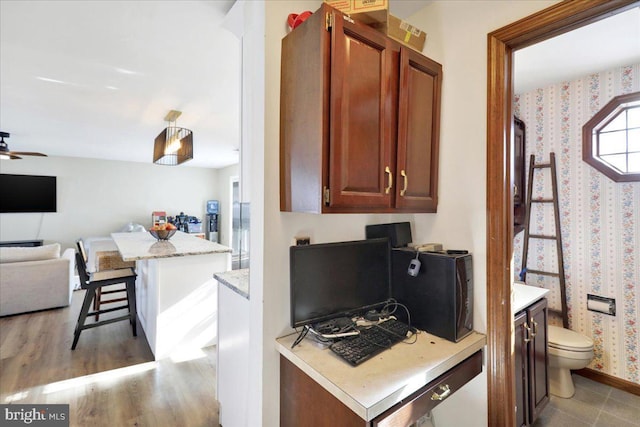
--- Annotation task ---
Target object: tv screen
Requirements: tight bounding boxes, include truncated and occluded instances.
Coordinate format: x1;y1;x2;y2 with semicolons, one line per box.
0;174;57;213
290;238;391;328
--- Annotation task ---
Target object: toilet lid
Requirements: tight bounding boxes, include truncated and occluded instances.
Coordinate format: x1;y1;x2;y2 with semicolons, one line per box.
548;325;594;351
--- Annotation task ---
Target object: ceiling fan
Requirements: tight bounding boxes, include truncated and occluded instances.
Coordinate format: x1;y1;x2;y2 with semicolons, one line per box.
0;132;47;160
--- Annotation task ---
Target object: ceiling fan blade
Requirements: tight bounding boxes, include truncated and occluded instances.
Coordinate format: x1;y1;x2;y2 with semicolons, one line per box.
9;151;47;157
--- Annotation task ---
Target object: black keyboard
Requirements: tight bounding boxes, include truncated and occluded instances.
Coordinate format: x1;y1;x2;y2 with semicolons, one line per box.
330;319;410;366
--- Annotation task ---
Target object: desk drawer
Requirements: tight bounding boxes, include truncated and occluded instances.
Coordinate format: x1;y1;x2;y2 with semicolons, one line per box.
372;350;483;427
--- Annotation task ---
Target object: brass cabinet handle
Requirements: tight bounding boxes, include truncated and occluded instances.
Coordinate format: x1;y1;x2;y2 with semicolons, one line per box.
385;166;392;194
531;320;538;338
431;384;451;401
514;184;519;197
400;170;408;196
523;323;532;343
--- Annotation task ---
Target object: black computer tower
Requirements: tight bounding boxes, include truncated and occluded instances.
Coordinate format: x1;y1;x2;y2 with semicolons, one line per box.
391;249;473;342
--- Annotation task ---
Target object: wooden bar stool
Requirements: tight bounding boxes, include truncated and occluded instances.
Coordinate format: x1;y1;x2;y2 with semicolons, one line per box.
71;251;137;350
93;250;135;320
77;240;134;321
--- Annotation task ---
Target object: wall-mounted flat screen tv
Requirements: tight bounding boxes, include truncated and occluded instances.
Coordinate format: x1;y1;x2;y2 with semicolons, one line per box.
0;174;57;213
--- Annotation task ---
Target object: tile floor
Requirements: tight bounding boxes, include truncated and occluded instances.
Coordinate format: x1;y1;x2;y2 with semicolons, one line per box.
533;374;640;426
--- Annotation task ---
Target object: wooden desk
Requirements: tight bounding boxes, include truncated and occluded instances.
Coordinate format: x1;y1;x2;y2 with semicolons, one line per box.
277;330;486;426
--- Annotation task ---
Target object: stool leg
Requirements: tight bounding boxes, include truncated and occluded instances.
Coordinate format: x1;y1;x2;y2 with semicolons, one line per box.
94;287;102;321
72;287;96;350
125;278;137;337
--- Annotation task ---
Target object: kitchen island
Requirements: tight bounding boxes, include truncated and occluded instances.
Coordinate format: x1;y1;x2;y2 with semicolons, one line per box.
111;231;231;359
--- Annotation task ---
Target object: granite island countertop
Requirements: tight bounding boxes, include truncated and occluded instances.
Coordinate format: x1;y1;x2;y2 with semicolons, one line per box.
215;268;249;299
111;231;231;261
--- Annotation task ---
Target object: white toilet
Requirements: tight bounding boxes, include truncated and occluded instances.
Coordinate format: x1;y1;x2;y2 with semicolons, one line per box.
547;325;594;398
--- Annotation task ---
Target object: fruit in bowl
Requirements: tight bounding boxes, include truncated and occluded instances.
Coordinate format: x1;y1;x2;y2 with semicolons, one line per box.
149;223;177;240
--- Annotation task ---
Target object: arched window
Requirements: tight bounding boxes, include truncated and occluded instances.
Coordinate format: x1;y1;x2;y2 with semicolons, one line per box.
583;91;640;182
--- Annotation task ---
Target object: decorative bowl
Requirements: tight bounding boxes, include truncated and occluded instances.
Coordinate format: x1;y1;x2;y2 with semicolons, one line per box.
149;229;177;241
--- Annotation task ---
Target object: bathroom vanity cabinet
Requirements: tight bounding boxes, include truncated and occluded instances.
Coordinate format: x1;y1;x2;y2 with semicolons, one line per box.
280;3;442;214
514;298;549;427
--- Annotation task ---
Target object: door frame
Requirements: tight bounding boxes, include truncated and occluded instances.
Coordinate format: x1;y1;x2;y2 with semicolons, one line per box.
486;0;639;425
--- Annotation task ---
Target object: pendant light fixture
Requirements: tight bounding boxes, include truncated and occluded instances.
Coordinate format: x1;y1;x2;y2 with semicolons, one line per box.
153;110;193;166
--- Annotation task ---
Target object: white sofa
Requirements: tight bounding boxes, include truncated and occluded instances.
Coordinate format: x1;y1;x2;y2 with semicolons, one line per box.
0;243;75;316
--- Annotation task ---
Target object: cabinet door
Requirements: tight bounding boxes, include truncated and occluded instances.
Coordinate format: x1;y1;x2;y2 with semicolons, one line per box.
527;298;549;423
395;47;442;212
328;12;397;209
514;311;530;427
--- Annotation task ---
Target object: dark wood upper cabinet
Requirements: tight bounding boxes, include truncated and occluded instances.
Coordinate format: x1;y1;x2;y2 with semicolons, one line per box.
514;117;526;234
280;4;442;213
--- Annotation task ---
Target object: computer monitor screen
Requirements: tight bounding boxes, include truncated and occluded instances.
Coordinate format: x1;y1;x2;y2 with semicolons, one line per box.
289;238;391;328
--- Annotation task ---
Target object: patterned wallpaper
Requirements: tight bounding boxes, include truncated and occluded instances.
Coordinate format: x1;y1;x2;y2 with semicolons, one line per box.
513;64;640;384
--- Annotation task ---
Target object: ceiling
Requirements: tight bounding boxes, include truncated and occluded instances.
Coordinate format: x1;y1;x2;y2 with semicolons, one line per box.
0;0;239;169
515;6;640;94
1;2;638;169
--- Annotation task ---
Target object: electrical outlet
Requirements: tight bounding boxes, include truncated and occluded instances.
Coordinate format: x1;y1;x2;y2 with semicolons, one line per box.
294;236;311;246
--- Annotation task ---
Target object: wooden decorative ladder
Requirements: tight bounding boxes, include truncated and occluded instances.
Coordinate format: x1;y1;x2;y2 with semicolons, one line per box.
520;152;568;328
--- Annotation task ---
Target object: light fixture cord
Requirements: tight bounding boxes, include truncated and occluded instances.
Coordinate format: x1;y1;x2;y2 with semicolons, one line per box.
35;212;45;240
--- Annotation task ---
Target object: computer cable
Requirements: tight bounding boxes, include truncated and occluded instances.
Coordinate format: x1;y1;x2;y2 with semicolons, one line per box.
371;321;418;345
380;299;412;328
376;300;418;344
291;325;310;349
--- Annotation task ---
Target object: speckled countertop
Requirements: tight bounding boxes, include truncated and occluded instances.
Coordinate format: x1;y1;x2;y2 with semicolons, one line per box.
215;268;249;299
277;330;486;421
111;231;231;261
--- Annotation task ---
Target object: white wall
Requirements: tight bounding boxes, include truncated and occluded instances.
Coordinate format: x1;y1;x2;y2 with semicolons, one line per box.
0;156;221;250
253;1;560;426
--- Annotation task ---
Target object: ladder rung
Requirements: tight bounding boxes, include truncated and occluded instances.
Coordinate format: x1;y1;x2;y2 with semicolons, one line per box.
531;199;554;203
526;269;560;277
529;234;557;240
533;163;551;168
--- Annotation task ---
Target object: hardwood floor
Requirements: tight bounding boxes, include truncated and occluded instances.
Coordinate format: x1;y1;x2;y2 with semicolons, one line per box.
0;290;219;427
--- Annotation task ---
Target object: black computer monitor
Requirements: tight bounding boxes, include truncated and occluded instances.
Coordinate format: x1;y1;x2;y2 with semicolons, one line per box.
289;238;391;328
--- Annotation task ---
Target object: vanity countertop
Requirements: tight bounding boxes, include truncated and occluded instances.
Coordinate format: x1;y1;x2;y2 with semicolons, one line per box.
111;231;231;261
513;282;550;314
215;268;249;299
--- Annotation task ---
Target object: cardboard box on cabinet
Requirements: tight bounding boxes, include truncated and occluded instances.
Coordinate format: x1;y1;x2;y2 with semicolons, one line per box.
324;0;388;25
371;13;426;52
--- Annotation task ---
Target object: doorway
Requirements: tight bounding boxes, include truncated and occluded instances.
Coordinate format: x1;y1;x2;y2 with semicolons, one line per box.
486;1;639;425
